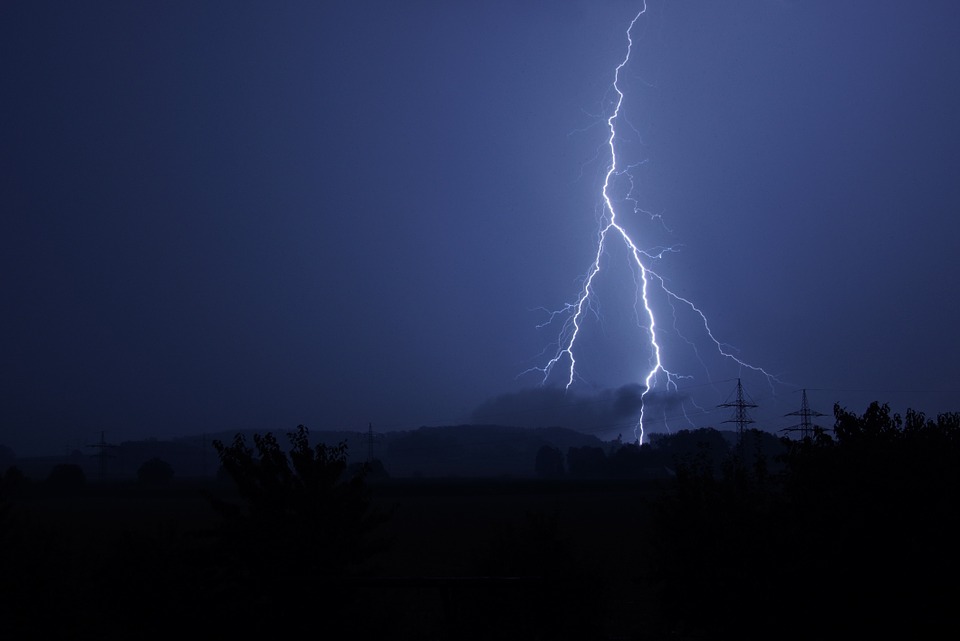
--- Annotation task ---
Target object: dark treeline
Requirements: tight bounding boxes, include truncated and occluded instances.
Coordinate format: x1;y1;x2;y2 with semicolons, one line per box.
645;402;960;639
3;424;610;482
0;402;958;639
535;426;787;480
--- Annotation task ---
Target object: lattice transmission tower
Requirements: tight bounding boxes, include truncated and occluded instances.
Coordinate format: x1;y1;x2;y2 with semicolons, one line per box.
86;430;118;481
719;378;758;456
783;389;827;440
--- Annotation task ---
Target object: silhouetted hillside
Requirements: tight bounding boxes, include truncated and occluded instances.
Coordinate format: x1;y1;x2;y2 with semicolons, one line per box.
12;438;216;482
179;424;608;479
382;425;608;478
5;424;790;482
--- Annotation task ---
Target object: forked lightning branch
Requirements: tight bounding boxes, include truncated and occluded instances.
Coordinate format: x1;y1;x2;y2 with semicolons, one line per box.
528;2;779;444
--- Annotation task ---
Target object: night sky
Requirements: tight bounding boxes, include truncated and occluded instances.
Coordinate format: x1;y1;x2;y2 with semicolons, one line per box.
4;1;959;457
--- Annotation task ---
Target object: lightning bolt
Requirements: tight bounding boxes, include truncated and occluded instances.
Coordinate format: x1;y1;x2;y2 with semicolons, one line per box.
528;2;781;444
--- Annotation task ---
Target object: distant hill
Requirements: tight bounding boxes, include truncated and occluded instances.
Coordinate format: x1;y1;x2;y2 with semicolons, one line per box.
380;425;608;478
6;425;795;482
184;424;608;479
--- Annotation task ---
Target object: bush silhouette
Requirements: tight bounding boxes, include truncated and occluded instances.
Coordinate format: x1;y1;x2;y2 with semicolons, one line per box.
45;463;85;491
566;445;607;478
136;457;174;485
207;425;388;632
534;444;564;478
642;402;960;639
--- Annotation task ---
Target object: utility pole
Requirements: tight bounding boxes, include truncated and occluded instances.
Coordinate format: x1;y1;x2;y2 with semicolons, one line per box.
86;430;117;481
367;423;375;463
201;433;208;477
719;378;758;457
783;389;826;441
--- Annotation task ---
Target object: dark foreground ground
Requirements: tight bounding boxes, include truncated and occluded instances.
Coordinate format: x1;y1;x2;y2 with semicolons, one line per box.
2;477;664;640
2;469;957;640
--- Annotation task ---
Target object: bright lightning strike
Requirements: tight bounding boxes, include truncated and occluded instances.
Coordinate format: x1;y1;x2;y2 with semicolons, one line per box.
528;2;781;445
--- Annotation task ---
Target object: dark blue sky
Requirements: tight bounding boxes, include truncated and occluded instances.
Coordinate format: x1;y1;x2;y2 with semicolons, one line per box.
3;1;959;456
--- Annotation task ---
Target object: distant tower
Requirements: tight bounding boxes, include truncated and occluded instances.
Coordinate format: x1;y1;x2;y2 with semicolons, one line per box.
201;433;209;476
783;389;826;440
719;378;758;456
86;430;118;481
367;422;374;463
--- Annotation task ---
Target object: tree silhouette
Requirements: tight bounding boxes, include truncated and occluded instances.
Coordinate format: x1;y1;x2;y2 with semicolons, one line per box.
205;425;389;634
136;457;174;485
652;427;730;478
212;426;386;566
0;445;15;474
607;442;657;479
642;402;960;639
45;463;85;491
566;446;607;478
534;445;564;478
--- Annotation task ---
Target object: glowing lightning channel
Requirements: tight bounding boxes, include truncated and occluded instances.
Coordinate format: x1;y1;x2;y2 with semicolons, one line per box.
530;2;780;445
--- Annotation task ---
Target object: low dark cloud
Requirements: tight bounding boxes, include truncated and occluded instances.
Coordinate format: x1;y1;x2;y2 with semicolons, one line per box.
471;384;689;436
